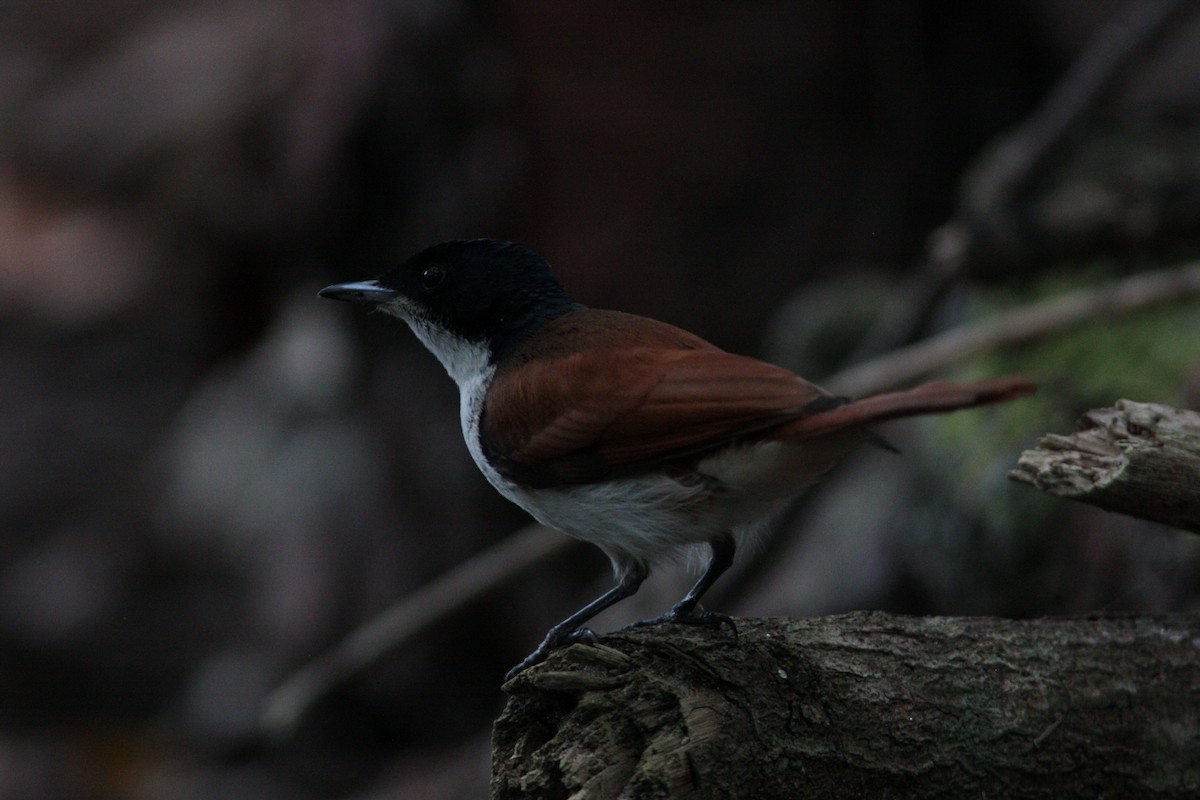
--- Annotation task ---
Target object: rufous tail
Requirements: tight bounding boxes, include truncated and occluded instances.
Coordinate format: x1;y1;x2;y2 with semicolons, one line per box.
773;377;1037;440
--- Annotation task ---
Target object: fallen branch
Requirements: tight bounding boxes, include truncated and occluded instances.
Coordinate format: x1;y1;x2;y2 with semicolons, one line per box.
1009;400;1200;534
492;613;1200;799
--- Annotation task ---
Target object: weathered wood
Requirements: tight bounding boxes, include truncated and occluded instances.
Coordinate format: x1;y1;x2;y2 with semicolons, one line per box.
1009;400;1200;533
490;613;1200;800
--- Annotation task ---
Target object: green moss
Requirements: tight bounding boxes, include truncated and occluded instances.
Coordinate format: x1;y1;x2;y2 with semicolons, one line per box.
911;272;1200;536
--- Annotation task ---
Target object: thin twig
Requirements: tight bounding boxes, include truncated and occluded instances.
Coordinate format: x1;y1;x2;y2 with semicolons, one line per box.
260;524;572;739
828;260;1200;397
963;0;1191;219
849;0;1193;362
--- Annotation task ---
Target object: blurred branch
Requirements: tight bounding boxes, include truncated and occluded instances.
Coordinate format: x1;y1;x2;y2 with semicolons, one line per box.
260;524;572;739
1011;400;1200;533
828;259;1200;397
962;0;1191;222
849;0;1195;362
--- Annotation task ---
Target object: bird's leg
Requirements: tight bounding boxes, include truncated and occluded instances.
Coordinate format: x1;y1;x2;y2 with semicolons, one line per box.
628;533;737;634
505;563;647;681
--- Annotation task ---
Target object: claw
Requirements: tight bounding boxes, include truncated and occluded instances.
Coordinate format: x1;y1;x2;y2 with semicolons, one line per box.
626;605;738;638
505;650;544;682
504;572;648;683
504;626;601;681
566;627;599;645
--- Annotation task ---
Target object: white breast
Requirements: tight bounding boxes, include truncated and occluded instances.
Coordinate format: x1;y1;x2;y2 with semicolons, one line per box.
464;425;861;583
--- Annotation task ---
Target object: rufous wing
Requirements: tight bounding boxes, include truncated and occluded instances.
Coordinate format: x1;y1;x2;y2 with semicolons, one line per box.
480;315;835;486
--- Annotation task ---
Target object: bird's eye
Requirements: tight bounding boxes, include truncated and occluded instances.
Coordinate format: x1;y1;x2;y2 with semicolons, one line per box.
420;265;447;291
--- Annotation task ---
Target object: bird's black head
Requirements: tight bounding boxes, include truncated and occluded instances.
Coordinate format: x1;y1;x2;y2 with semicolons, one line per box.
321;240;581;366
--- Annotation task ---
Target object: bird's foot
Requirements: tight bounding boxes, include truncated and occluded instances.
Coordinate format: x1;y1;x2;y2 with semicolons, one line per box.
504;626;598;681
626;604;738;637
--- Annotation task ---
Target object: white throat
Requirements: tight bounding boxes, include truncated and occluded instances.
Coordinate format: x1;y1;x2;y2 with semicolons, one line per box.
378;298;503;493
379;298;492;389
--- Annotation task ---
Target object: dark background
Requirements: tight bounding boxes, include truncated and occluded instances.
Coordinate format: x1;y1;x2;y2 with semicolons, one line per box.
2;2;1198;798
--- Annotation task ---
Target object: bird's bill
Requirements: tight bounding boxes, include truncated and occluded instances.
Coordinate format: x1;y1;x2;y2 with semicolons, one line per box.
318;280;398;304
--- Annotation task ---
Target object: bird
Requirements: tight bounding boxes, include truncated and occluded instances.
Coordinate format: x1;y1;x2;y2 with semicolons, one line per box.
319;239;1035;680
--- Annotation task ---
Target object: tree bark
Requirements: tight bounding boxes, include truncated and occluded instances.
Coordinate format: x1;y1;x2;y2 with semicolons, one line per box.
1009;400;1200;533
491;612;1200;799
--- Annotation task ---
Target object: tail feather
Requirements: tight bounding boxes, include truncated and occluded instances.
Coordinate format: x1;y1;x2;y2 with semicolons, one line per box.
772;377;1036;441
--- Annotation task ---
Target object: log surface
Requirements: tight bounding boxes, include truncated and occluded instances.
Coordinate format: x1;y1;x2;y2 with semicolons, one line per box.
491;612;1200;799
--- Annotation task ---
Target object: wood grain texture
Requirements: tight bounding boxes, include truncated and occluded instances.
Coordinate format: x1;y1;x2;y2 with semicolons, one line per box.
1010;400;1200;533
491;613;1200;799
